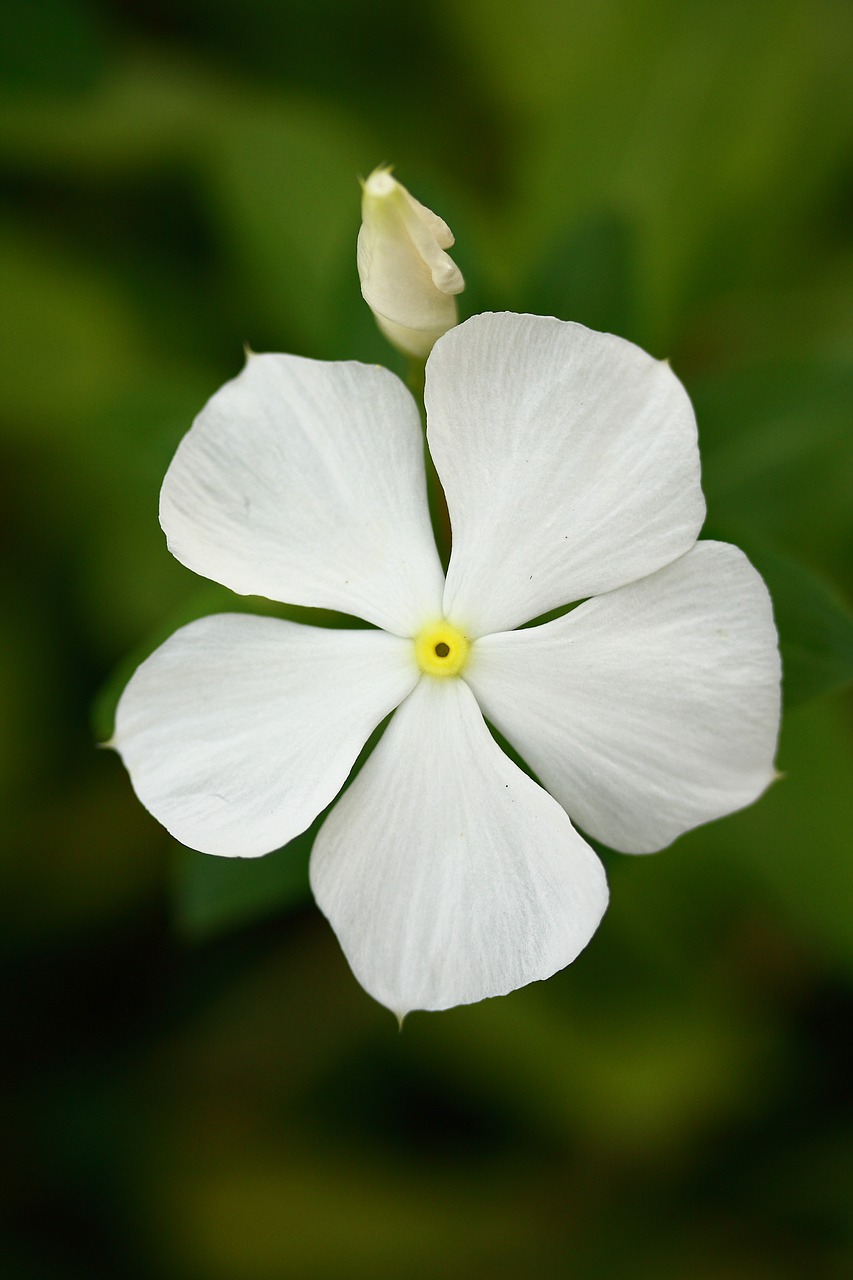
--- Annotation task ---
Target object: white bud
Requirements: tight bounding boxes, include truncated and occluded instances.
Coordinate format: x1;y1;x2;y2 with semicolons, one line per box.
357;167;465;360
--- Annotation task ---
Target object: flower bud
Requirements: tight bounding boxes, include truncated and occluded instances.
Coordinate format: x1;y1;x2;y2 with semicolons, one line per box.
357;167;465;359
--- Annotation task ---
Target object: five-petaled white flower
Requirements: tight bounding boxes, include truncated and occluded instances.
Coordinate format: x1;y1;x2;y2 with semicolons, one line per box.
113;312;781;1018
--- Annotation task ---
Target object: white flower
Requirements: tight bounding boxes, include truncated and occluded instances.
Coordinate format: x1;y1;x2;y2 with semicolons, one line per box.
357;166;464;359
113;313;781;1018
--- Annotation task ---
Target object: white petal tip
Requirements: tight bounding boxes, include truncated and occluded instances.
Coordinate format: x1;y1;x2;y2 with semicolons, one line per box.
363;166;397;197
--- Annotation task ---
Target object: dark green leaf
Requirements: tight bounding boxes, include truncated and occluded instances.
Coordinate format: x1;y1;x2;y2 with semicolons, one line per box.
167;714;390;941
0;0;108;95
696;362;853;565
171;826;314;943
726;539;853;707
524;213;639;340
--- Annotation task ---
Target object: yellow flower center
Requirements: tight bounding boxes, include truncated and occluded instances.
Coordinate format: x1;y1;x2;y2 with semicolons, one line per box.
414;620;470;678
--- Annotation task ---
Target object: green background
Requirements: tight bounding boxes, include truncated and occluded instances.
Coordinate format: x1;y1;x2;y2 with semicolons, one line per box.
2;1;852;1276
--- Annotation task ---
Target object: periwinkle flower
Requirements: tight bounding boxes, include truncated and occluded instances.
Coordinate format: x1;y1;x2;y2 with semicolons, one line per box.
113;313;781;1018
357;166;464;359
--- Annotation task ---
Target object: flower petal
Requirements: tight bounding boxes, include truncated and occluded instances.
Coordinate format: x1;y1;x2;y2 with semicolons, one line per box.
426;313;705;636
466;542;781;854
310;676;608;1017
161;354;445;635
113;614;419;857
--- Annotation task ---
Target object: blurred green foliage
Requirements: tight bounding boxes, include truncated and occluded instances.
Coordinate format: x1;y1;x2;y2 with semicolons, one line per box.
1;1;852;1277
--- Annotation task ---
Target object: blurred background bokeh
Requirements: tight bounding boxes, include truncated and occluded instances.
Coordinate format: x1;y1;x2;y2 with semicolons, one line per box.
2;1;852;1276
